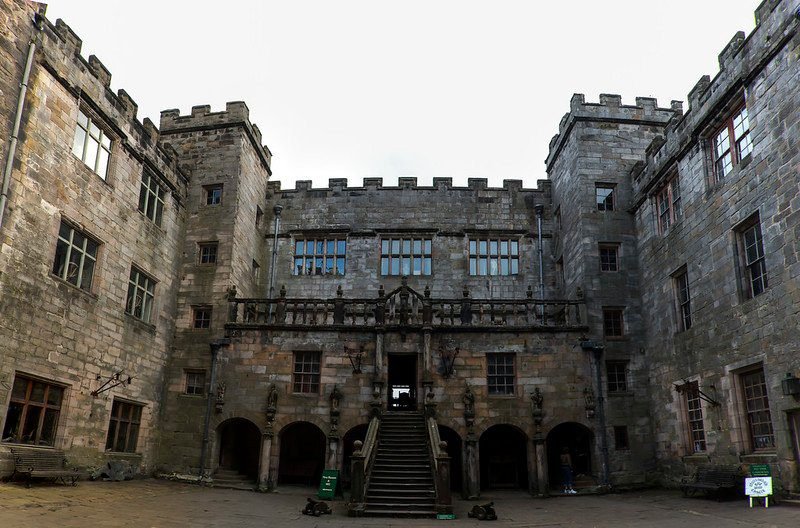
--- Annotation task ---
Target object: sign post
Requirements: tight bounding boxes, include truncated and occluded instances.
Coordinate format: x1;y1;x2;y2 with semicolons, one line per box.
318;469;339;500
745;465;772;508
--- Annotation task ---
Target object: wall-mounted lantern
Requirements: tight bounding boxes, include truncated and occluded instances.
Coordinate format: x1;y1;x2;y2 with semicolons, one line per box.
782;372;800;397
345;345;364;374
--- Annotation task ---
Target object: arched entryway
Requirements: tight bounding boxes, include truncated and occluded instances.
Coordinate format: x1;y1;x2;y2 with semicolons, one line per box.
479;424;528;490
342;424;369;489
546;422;594;490
216;418;261;479
278;421;326;486
438;425;463;493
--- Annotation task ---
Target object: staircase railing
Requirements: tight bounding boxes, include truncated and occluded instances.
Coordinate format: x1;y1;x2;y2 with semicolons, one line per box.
348;414;380;516
426;415;452;515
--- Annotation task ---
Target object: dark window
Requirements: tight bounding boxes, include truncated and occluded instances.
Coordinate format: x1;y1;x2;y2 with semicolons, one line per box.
294;238;346;276
741;368;774;451
204;184;223;205
606;361;628;392
255;205;263;227
603;308;624;338
125;266;155;322
556;256;565;287
193;307;212;329
52;220;99;291
72;109;111;178
613;426;629;450
252;259;261;280
674;269;692;331
105;400;143;453
599;244;619;272
2;375;63;446
185;370;206;396
468;238;519;276
684;381;706;453
293;351;321;393
737;215;768;299
487;353;515;395
712;105;752;181
199;242;218;265
138;169;165;226
382;238;432;276
656;176;682;234
596;184;615;211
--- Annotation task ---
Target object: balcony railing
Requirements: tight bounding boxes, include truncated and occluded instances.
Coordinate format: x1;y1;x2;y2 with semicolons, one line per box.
225;280;586;332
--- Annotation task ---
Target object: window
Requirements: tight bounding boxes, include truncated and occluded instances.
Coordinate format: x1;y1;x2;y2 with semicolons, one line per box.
294;238;346;276
105;399;143;453
382;238;432;276
138;169;165;226
655;176;682;234
193;306;212;329
596;184;615;211
204;184;223;205
72;109;111;178
606;361;628;392
487;353;515;395
740;368;775;450
674;268;692;331
468;238;519;276
293;351;321;393
684;381;706;453
184;370;206;396
613;426;629;450
712;105;752;181
52;220;99;291
252;259;261;280
736;215;768;299
599;244;619;272
2;375;63;446
603;307;624;338
198;242;218;265
126;266;155;322
556;256;565;288
255;205;263;227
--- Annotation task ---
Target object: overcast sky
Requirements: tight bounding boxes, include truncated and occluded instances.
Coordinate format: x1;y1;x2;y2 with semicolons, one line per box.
44;0;761;189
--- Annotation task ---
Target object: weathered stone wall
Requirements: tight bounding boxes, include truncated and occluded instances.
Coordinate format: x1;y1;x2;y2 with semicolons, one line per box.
633;0;800;491
0;2;186;475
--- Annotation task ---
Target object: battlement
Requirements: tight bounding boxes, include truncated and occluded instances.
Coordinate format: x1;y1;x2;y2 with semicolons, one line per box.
266;177;549;197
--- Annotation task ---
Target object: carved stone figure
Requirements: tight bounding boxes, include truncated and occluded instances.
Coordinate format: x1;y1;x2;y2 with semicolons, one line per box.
329;384;343;411
265;383;278;423
215;382;226;413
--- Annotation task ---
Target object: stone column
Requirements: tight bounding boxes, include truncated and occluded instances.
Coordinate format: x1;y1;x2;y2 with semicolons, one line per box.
463;433;480;499
423;331;432;373
327;436;339;470
374;332;384;375
534;436;548;496
258;433;273;491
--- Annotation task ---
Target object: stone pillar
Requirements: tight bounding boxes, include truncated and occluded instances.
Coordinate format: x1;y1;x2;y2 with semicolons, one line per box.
258;433;273;491
435;441;453;515
423;331;432;373
463;433;480;499
534;436;549;496
375;332;384;375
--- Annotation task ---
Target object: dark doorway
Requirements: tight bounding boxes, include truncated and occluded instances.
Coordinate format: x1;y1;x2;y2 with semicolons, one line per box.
479;424;528;490
388;353;417;410
438;425;463;493
278;421;326;486
342;423;369;489
546;422;594;490
217;418;261;479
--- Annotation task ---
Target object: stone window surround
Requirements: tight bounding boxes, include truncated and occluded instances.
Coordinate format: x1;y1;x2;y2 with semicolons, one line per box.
486;353;516;396
71;107;113;180
198;241;219;265
468;237;520;276
606;360;629;393
292;351;321;394
105;398;144;454
382;237;432;276
599;243;620;272
734;212;768;300
602;306;625;339
671;265;692;332
294;238;347;276
138;168;166;227
52;218;101;293
655;174;682;235
681;380;707;454
725;359;776;455
203;184;223;206
183;370;206;396
192;306;212;329
595;183;615;212
2;373;66;447
711;103;752;183
125;265;156;323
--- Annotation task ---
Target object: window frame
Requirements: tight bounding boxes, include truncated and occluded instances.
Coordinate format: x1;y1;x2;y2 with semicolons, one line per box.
198;242;219;265
204;184;223;206
739;367;775;452
486;353;516;396
138;169;166;227
613;426;629;451
655;175;682;234
294;238;347;276
125;266;156;323
292;351;321;394
184;370;206;396
72;108;112;179
673;267;692;332
602;307;625;339
595;183;615;211
711;104;752;182
381;237;432;276
683;381;707;453
52;219;100;292
2;374;65;446
468;237;519;276
599;244;619;272
606;361;628;393
192;306;212;329
105;399;143;453
735;214;768;300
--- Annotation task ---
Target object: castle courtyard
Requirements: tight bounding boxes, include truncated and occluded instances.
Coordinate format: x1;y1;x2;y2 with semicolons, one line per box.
0;480;797;527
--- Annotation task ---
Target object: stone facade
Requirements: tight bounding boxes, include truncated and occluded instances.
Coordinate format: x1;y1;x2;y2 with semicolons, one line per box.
0;0;798;497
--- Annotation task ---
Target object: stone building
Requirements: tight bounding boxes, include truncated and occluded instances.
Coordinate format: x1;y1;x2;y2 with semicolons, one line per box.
0;0;798;513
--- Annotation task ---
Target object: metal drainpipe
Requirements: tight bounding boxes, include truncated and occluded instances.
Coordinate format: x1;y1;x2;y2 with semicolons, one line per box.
268;205;283;300
199;339;229;478
534;205;545;296
0;16;42;229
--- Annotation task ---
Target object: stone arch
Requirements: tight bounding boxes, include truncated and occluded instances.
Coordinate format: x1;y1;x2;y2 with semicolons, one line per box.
277;421;326;486
479;423;528;490
438;424;463;493
215;417;261;479
545;421;594;490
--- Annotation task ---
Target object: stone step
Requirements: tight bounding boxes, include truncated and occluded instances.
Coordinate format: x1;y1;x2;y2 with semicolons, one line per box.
367;487;436;495
362;508;437;518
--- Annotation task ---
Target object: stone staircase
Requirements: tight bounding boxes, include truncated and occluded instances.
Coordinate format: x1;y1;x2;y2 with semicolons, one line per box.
364;411;437;517
212;468;256;491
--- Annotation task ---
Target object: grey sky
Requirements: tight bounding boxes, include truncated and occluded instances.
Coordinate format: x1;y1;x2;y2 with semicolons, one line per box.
44;0;760;189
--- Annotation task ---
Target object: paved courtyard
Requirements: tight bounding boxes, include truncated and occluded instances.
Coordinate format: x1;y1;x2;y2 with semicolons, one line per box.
0;479;796;527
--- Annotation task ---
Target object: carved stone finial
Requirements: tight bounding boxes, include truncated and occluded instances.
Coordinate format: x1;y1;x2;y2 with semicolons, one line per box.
226;285;237;300
401;275;408;287
353;440;363;455
527;285;533;298
462;285;470;298
378;284;385;298
424;285;431;298
329;384;343;411
336;284;343;298
279;284;287;298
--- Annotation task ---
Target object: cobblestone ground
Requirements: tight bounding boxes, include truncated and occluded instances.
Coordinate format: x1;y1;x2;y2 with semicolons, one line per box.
0;480;796;527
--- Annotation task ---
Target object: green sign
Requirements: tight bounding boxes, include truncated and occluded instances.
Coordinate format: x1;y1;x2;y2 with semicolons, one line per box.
749;464;771;477
437;514;456;520
318;469;339;500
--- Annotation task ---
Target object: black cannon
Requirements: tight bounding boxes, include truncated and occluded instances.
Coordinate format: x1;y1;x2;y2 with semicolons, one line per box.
301;497;332;516
467;501;497;521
